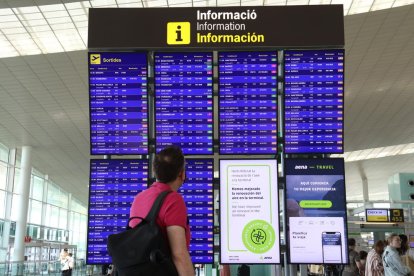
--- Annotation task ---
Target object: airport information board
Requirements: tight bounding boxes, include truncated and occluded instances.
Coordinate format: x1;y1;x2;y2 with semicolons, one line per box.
219;52;278;154
89;52;148;155
155;53;213;154
285;158;347;264
87;159;148;264
180;159;214;263
284;50;344;154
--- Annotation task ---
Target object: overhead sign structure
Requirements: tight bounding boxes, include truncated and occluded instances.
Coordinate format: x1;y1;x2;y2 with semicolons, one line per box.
89;6;344;49
365;209;389;222
389;208;404;223
285;158;347;264
365;208;404;223
220;159;280;264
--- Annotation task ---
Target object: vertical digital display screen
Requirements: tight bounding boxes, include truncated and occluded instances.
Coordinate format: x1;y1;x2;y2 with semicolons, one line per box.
220;159;280;264
284;50;344;154
180;159;214;264
87;159;148;264
285;158;347;264
219;52;278;154
155;53;213;154
89;53;148;155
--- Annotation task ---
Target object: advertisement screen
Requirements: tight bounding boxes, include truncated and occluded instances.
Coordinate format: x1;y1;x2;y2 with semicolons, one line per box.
285;158;347;264
220;159;280;264
154;53;213;154
87;159;148;264
89;52;148;155
365;209;388;222
180;159;214;264
219;52;278;154
284;49;344;154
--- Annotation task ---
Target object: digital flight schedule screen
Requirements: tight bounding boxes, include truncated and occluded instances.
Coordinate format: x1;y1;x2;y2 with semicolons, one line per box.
155;53;213;154
284;49;344;154
219;52;278;154
87;159;148;264
179;159;214;263
89;52;148;155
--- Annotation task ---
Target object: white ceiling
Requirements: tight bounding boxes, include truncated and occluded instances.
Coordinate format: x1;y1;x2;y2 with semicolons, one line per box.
1;4;414;204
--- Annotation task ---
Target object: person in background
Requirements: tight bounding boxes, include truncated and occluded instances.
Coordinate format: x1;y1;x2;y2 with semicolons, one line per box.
67;253;74;275
60;248;68;263
359;250;368;276
61;249;71;276
129;146;194;276
365;240;385;276
398;234;409;256
343;238;363;276
383;233;412;276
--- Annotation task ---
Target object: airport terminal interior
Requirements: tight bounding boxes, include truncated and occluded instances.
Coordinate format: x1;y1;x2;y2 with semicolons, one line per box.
1;0;414;275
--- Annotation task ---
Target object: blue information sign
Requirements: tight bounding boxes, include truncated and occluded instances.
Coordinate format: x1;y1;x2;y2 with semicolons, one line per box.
155;53;213;154
284;50;344;154
180;159;214;264
219;52;278;154
87;159;148;264
89;52;148;155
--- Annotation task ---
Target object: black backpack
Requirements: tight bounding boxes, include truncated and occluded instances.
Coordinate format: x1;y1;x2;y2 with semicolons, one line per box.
107;191;178;276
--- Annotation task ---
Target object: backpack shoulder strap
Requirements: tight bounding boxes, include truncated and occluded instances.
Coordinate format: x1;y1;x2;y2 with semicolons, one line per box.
145;190;172;223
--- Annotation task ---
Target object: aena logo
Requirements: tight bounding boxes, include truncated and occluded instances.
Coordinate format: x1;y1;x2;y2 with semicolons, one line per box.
295;165;307;169
167;22;191;45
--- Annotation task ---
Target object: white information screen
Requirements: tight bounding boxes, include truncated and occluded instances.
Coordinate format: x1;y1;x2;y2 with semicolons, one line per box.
220;159;280;264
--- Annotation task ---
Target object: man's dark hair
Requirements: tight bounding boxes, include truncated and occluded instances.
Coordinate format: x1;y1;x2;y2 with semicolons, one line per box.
348;238;356;247
153;146;184;183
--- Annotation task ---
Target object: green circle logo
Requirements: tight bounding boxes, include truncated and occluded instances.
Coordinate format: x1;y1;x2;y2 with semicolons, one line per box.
242;220;275;253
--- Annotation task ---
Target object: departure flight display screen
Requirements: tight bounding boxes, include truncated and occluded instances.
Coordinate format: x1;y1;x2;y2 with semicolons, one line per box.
284;50;344;154
89;52;148;155
87;159;149;264
155;53;213;154
219;52;278;154
179;159;214;263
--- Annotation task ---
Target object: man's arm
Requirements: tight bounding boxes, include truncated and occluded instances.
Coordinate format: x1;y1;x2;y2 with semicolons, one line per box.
167;225;194;276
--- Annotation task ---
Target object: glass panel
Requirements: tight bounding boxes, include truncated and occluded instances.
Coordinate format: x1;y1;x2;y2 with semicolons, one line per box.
47;182;59;206
0;143;8;163
44;205;51;227
51;206;59;228
31;176;43;201
13;168;20;193
59;189;68;209
29;200;42;224
0;191;5;218
59;208;67;229
0;162;7;190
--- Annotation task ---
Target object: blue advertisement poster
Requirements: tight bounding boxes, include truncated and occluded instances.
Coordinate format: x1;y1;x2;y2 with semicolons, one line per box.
285;158;348;264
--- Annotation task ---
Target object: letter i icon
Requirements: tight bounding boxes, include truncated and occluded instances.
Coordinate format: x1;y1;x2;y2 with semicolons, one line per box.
176;25;183;42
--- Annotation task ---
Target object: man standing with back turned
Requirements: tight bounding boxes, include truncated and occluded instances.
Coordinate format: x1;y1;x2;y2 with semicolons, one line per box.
129;146;194;276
